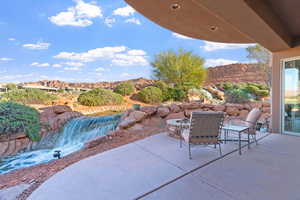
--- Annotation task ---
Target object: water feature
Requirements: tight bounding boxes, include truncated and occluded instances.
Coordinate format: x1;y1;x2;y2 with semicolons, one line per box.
0;114;121;174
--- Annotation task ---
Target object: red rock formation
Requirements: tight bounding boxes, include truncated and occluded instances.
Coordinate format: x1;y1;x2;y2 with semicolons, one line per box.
206;63;268;85
23;78;155;90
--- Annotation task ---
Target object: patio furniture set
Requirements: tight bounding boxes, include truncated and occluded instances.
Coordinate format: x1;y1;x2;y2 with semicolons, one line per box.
167;108;263;159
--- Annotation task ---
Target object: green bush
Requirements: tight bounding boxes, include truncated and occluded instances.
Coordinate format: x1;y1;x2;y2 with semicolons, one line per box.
114;82;135;96
137;86;163;104
167;88;186;101
5;83;17;90
0;102;41;141
1;89;57;104
154;81;170;101
225;89;252;104
78;88;124;106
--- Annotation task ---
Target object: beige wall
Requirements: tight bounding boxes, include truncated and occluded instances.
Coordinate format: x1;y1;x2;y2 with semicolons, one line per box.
272;46;300;133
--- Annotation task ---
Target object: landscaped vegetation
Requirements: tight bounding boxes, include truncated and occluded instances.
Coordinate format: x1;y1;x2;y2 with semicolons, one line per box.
221;82;270;103
78;88;124;106
0;101;41;141
151;49;207;90
114;82;135;96
1;88;57;104
137;86;163;104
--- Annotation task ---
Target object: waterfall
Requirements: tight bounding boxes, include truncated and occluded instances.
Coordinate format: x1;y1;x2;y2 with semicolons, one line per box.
0;114;121;174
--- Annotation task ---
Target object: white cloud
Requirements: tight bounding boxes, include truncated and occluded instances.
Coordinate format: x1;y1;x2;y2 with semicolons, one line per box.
205;58;239;67
54;46;149;67
172;33;193;40
120;73;130;77
113;5;135;17
63;62;84;67
23;42;50;50
8;38;16;41
104;17;116;28
125;18;141;25
127;50;146;56
64;66;81;71
112;54;148;66
95;67;110;72
0;73;34;82
49;0;102;27
52;64;62;68
31;62;50;67
54;46;127;62
201;41;255;51
0;57;14;61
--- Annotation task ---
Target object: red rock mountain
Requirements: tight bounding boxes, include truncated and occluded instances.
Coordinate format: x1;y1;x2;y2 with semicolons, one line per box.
206;63;268;85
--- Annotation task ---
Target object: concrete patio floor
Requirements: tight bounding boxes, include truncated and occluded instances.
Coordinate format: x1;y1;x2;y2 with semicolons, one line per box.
28;132;300;200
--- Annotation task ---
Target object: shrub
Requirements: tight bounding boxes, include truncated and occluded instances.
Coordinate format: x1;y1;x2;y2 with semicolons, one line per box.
5;83;17;90
225;89;252;104
78;88;123;106
2;89;57;104
167;88;186;101
114;82;135;96
154;81;169;101
137;86;163;104
0;102;41;141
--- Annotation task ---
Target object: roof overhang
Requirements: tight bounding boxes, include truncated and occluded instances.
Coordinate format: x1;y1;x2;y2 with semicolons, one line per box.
125;0;300;52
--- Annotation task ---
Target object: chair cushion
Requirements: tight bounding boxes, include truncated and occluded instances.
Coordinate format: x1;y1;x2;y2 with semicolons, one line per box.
181;129;219;144
246;108;262;126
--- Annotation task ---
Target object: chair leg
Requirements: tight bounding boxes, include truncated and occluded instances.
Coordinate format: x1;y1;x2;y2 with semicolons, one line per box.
180;135;182;148
214;144;217;148
218;143;222;156
254;134;258;145
188;143;192;160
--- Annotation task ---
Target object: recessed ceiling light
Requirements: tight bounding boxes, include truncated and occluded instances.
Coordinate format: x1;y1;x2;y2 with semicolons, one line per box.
210;26;218;31
171;3;181;11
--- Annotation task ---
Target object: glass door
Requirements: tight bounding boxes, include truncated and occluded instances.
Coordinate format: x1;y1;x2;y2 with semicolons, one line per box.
283;59;300;135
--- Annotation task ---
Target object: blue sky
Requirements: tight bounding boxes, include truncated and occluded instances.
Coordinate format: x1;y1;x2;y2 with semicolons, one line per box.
0;0;254;83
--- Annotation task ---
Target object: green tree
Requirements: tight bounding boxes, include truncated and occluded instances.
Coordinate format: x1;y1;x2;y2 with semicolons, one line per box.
151;49;207;90
114;82;135;96
5;83;17;90
246;44;272;87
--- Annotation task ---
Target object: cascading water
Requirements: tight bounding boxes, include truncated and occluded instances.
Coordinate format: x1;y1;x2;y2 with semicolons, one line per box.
0;114;121;174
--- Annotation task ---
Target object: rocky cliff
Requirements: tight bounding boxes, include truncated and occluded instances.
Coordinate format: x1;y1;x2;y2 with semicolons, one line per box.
24;78;155;90
206;63;268;85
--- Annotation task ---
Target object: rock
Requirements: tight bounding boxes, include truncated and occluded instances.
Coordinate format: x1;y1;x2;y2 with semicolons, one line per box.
184;109;203;118
40;106;83;133
140;106;157;116
180;102;201;110
225;106;239;116
239;109;249;119
129;111;147;122
118;118;137;129
262;107;271;113
169;104;181;113
213;105;226;112
165;112;185;120
127;124;145;131
84;136;107;149
249;102;263;109
157;107;170;118
107;130;125;137
118;111;147;129
53;105;73;114
262;102;270;107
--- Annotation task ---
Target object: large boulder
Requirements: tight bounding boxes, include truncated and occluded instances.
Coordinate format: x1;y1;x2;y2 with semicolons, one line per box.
180;102;201;110
157;107;170;118
40;105;83;133
140;106;157;116
169;104;181;113
165;112;185;120
225;106;239;116
213;104;226;112
118;111;147;129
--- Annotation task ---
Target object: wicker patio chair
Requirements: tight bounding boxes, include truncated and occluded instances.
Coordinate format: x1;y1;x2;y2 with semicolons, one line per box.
180;112;225;159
